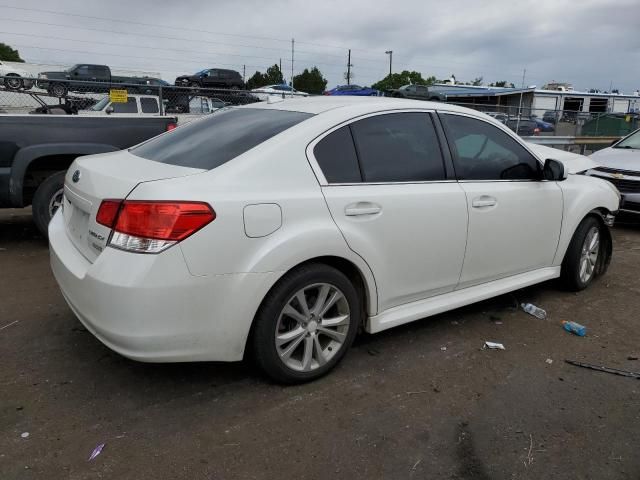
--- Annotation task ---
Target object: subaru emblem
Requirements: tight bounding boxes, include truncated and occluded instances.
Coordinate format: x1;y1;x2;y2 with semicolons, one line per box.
72;170;81;183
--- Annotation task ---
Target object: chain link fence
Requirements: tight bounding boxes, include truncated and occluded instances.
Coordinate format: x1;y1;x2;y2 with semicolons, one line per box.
445;101;639;139
1;75;637;150
0;75;262;116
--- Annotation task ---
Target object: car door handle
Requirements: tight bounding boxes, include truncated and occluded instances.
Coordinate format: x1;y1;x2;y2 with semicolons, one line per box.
471;196;497;208
344;202;382;216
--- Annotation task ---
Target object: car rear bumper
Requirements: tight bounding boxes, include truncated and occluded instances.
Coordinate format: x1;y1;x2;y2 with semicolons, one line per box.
49;211;279;362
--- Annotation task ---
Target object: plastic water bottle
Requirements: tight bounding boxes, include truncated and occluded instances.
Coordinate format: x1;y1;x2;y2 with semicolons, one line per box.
521;303;547;320
562;321;586;336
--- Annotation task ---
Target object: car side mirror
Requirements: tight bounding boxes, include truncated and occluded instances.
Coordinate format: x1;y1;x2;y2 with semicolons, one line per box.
105;105;114;114
543;158;567;181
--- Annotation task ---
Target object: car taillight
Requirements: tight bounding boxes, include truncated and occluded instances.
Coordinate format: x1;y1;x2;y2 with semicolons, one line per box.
166;123;177;131
534;128;541;135
96;200;215;253
96;199;123;227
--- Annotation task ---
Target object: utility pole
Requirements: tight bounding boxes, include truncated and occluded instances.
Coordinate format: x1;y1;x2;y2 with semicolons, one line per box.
516;68;526;134
279;58;282;78
291;38;295;91
242;64;246;84
385;50;393;77
346;49;352;85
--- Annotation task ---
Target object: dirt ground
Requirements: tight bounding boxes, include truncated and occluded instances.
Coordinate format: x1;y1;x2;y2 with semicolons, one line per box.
1;208;639;480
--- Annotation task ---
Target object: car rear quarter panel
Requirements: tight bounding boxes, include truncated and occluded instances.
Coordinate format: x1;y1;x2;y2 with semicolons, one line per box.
552;174;620;266
127;129;379;314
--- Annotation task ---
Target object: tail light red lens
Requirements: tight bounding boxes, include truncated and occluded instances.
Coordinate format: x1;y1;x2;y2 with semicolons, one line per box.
166;123;177;131
96;199;122;227
96;200;215;253
114;201;215;241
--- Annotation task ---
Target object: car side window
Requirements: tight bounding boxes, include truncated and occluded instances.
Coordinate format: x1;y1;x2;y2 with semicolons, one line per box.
313;126;362;183
140;97;159;114
441;114;541;181
76;65;89;75
349;113;446;182
112;98;138;113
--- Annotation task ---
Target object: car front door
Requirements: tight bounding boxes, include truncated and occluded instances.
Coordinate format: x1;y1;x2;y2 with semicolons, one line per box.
203;69;218;87
311;111;468;312
439;112;563;288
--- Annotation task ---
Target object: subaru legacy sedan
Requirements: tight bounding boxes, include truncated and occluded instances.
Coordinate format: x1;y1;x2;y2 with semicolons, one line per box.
50;98;620;383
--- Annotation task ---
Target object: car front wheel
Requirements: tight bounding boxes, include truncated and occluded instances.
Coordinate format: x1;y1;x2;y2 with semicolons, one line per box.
251;264;360;383
32;171;65;238
561;216;604;291
4;74;23;90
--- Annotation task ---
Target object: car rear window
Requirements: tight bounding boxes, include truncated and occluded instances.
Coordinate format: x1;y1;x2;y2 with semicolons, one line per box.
131;108;312;169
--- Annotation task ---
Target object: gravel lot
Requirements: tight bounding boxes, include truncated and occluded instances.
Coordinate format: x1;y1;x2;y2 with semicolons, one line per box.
1;208;639;480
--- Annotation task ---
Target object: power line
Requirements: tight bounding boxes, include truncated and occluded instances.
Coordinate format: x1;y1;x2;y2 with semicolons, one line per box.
0;4;292;44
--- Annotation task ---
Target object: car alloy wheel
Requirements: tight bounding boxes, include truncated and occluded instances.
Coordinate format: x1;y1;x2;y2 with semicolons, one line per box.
579;226;600;284
4;75;22;90
48;187;64;219
275;283;351;372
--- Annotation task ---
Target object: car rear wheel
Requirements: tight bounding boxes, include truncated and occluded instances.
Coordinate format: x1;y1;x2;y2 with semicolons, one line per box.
32;171;65;238
251;264;360;384
49;83;68;98
4;74;23;90
561;216;603;291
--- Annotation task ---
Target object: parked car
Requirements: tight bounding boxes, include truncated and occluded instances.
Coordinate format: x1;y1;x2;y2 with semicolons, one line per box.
251;84;309;101
174;69;244;89
542;110;559;124
506;118;540;136
0;60;33;90
49;97;619;383
533;118;555;132
324;85;378;96
83;94;227;117
386;84;446;101
587;127;640;215
0;114;177;236
37;64;166;97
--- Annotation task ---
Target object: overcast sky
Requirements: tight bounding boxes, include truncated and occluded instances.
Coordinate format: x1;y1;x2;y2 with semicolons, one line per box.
2;0;639;92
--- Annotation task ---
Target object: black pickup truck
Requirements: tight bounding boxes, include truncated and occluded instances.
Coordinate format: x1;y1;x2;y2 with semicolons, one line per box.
0;115;176;236
36;64;166;97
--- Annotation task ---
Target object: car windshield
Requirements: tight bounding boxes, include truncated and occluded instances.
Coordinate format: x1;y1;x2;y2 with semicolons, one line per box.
90;97;111;111
131;108;313;169
195;69;208;75
615;129;640;149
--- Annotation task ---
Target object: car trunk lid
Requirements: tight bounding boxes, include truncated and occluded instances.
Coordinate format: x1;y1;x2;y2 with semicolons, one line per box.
62;150;204;262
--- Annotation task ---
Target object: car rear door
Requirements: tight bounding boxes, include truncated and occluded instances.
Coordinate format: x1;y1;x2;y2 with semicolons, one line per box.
439;112;562;288
310;111;468;312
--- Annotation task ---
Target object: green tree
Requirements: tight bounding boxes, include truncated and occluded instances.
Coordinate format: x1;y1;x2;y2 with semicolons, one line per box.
293;67;327;94
246;71;265;90
245;64;284;89
489;80;515;88
0;42;24;62
472;76;483;86
371;70;437;91
265;64;284;84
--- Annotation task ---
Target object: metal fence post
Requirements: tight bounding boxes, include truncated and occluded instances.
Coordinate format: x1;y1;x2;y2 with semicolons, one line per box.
158;85;164;116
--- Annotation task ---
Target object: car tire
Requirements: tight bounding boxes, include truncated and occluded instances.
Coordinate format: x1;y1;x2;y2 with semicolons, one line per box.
560;216;604;291
189;81;201;88
32;171;65;238
4;74;23;90
251;263;361;384
49;83;68;98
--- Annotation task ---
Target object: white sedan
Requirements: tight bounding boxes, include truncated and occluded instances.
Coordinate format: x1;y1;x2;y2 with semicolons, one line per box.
251;84;308;101
49;97;620;383
0;60;33;90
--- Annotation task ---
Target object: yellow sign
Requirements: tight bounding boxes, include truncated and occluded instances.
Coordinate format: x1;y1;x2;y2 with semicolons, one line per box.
109;89;128;103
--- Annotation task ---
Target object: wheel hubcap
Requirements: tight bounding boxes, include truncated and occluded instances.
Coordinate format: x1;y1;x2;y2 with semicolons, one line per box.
48;188;64;218
275;283;350;372
7;77;20;88
579;226;600;283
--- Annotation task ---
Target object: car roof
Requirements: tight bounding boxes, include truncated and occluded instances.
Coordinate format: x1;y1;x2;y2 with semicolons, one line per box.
241;96;481;116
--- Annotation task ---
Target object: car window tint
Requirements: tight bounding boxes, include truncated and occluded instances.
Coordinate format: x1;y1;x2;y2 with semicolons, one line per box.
441;114;540;180
313;126;361;183
112;98;138;113
131;108;312;169
349;113;445;182
140;97;159;114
